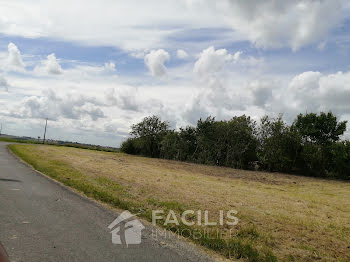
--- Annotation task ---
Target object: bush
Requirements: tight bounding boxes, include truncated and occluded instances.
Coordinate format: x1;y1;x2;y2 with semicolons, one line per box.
120;138;140;155
328;141;350;180
297;143;326;177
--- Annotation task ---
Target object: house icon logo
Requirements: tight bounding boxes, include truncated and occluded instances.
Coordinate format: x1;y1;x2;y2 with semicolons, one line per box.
108;211;145;247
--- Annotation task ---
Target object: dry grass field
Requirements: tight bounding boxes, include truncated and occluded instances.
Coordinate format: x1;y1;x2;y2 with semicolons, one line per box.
9;144;350;262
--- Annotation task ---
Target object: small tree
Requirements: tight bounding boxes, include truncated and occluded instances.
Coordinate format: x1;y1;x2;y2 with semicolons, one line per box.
120;138;140;155
130;115;170;157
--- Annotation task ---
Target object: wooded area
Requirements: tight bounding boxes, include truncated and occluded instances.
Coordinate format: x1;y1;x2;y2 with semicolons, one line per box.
121;112;350;180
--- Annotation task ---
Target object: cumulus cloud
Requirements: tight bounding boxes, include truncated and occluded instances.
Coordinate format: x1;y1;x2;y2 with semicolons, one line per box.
103;120;129;135
105;86;168;116
232;51;242;61
240;70;350;124
106;87;140;112
193;46;232;78
250;80;274;108
0;76;10;91
289;71;322;94
194;47;263;80
286;71;350;114
186;68;350;127
183;96;209;125
7;42;25;71
6;89;105;121
186;46;249;123
144;49;170;77
35;53;63;75
104;62;116;72
176;49;188;59
224;0;345;50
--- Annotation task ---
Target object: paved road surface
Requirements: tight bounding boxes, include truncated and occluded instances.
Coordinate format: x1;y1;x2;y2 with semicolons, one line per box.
0;142;214;262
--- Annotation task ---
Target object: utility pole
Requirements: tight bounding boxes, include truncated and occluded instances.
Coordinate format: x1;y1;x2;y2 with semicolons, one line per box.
43;118;48;144
0;123;2;136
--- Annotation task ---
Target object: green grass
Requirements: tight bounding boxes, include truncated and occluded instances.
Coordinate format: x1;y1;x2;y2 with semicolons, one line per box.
0;137;40;144
57;143;119;152
0;136;119;152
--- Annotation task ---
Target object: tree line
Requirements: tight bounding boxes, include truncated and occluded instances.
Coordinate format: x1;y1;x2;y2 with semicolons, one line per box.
120;112;350;180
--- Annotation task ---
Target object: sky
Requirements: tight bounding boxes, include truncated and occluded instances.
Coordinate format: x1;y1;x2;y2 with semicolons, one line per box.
1;0;350;147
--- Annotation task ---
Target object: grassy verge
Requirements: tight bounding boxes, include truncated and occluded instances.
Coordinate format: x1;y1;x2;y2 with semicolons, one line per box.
0;137;40;144
8;144;350;262
0;136;118;152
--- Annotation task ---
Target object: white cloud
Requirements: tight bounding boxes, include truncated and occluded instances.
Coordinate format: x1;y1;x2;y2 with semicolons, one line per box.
232;51;242;61
45;53;63;74
249;80;274;108
193;48;264;85
0;1;346;51
0;76;10;91
4;58;350;145
224;0;345;50
189;46;250;123
193;46;232;78
286;71;350;114
7;42;25;71
289;71;322;94
144;49;170;77
105;87;140;112
35;53;63;75
5;89;105;121
183;96;209;125
130;51;146;59
176;49;188;59
104;62;116;72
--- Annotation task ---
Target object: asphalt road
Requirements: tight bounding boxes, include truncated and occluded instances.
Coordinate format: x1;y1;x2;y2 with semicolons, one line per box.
0;142;214;262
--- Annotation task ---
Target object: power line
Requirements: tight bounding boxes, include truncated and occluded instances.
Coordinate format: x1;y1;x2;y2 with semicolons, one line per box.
43;118;48;144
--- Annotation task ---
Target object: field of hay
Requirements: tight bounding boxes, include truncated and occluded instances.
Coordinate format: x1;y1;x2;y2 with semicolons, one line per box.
9;144;350;262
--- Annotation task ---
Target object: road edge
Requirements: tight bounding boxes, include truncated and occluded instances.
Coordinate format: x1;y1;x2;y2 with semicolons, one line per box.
6;143;226;262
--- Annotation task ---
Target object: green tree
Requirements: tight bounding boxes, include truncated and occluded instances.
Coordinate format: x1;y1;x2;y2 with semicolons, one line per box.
130;115;170;157
193;117;217;164
160;131;180;160
224;116;258;169
293;112;347;145
177;126;197;161
258;115;301;172
293;112;347;176
120;138;140;155
328;141;350;179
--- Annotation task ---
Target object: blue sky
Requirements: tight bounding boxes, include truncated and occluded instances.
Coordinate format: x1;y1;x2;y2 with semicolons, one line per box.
1;0;350;146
